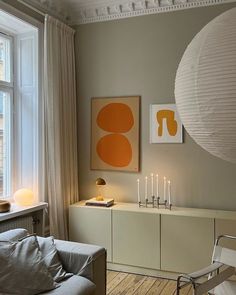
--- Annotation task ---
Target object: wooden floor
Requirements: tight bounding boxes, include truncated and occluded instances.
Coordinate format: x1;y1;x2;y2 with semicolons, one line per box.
107;271;193;295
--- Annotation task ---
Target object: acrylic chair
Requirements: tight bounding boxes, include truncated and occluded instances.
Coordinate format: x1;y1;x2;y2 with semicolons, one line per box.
176;235;236;295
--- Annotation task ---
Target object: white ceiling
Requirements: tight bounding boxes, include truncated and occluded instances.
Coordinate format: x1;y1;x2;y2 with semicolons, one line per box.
24;0;236;25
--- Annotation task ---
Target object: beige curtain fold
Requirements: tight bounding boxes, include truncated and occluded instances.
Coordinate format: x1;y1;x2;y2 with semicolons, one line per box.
44;15;79;240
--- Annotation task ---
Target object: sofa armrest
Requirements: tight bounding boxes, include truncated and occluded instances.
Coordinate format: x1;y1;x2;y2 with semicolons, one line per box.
54;240;106;295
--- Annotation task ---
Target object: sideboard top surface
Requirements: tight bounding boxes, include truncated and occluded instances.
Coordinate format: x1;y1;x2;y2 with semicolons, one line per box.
71;201;236;220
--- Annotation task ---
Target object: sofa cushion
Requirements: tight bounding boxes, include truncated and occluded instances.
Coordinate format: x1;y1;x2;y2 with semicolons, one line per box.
37;236;73;282
41;275;96;295
0;235;57;295
0;228;28;241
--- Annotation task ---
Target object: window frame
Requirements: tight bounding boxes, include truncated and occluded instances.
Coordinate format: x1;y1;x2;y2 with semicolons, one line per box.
0;31;14;197
0;31;13;87
0;1;43;202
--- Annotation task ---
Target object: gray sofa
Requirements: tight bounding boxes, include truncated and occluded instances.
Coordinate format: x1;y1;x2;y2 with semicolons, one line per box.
0;229;106;295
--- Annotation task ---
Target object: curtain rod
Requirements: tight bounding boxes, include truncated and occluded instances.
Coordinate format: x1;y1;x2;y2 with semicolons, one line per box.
17;0;46;17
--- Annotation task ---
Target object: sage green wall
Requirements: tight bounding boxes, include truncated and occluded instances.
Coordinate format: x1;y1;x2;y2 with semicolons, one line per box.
75;3;236;210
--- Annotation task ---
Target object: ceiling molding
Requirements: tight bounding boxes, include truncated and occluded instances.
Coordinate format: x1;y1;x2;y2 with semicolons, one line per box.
18;0;236;25
70;0;236;25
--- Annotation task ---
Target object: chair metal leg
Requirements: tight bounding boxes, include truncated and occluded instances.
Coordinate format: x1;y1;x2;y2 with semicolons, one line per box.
176;276;181;295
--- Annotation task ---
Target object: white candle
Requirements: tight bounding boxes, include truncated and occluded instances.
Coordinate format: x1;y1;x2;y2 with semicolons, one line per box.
164;177;167;201
151;173;154;196
156;174;159;198
145;176;148;200
168;180;171;204
137;179;140;203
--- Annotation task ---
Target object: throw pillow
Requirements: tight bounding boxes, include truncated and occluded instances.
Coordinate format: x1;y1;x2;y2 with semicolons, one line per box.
0;228;28;241
37;236;73;282
0;235;57;295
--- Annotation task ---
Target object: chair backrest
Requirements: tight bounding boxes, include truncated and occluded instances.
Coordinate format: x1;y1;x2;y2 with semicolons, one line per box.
213;245;236;268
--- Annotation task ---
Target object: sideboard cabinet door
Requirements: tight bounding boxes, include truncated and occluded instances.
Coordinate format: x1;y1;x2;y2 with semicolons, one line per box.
69;206;112;261
113;210;160;269
161;215;214;273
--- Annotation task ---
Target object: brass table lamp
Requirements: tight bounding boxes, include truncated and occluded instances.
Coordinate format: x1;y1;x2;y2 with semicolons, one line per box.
95;178;106;201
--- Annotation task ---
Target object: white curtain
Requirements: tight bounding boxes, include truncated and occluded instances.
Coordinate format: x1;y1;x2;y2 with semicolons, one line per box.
44;15;79;240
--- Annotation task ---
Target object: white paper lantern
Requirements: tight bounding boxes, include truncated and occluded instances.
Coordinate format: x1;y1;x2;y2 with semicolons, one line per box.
14;188;34;206
175;8;236;163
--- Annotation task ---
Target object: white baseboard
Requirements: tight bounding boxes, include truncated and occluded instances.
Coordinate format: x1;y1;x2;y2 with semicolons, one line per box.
107;262;180;280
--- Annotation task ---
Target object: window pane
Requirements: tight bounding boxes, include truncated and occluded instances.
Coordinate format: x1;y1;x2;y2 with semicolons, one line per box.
0;90;11;197
0;35;11;83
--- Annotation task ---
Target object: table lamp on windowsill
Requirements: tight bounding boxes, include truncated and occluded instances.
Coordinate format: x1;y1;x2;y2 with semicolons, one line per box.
14;188;34;206
95;178;106;201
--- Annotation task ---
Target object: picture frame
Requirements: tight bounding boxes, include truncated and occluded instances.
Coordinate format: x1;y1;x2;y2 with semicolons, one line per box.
150;104;183;143
91;96;140;172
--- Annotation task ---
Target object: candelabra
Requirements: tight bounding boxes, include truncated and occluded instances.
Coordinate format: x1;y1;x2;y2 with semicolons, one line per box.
138;195;172;210
137;174;172;210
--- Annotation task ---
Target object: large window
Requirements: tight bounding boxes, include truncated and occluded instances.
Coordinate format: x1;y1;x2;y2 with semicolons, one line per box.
0;5;40;201
0;33;12;197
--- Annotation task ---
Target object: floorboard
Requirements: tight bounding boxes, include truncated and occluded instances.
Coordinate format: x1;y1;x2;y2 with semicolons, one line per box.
107;271;196;295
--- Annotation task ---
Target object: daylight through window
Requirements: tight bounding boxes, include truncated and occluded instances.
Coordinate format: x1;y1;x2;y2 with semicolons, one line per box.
0;33;12;197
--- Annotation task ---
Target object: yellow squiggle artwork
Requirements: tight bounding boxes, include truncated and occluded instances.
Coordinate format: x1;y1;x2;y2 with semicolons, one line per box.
156;110;177;137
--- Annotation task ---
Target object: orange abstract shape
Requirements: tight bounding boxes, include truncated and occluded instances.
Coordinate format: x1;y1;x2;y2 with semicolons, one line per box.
97;103;134;133
156;110;177;136
97;134;132;167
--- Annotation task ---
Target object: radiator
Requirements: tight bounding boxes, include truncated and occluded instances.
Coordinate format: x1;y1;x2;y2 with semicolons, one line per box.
0;215;34;234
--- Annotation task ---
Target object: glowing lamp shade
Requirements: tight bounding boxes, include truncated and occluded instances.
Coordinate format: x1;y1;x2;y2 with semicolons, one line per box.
175;8;236;163
14;189;34;206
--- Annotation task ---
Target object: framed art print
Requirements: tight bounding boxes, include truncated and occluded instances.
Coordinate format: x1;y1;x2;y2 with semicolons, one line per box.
91;96;140;172
150;104;183;143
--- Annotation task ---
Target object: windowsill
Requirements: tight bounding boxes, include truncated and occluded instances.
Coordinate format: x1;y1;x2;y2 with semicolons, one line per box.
0;202;48;222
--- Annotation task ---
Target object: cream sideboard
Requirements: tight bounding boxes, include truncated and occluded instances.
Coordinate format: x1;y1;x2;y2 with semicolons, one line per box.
69;201;236;277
